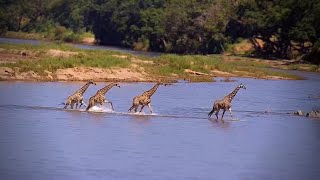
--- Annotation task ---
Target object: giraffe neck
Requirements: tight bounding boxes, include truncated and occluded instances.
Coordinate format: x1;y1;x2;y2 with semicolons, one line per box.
143;83;160;97
225;86;241;102
98;83;116;95
76;82;91;95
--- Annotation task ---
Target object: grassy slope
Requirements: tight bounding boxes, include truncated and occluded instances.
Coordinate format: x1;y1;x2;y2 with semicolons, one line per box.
0;42;316;81
141;54;303;80
0;43;131;75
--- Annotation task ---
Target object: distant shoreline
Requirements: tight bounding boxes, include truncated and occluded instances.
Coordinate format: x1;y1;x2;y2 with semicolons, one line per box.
0;39;318;82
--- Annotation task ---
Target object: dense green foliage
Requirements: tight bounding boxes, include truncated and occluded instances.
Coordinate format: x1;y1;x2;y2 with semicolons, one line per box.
234;0;320;61
1;0;319;63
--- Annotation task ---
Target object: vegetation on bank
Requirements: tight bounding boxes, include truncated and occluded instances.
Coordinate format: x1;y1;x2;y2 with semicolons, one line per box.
0;42;312;81
1;0;319;64
3;30;94;44
144;55;304;80
0;43;130;74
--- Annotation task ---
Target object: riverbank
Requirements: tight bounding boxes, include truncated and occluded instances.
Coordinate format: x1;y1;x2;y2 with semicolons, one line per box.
0;42;318;82
2;31;95;45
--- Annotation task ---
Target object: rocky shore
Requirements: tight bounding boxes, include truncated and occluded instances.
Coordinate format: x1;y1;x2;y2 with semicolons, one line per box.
294;110;320;119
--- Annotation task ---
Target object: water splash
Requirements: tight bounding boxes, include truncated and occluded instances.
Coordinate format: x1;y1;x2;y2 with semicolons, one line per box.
87;106;114;113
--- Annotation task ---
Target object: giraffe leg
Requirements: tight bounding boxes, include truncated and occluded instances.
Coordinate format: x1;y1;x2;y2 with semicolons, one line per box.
129;100;139;112
109;102;114;111
128;104;135;112
139;105;146;112
70;102;74;109
80;100;87;108
77;99;82;108
221;109;226;123
133;106;138;113
228;108;234;119
86;99;94;111
215;109;220;120
79;99;84;108
63;102;69;109
105;100;114;111
208;107;215;118
148;103;153;114
64;99;71;109
221;109;226;118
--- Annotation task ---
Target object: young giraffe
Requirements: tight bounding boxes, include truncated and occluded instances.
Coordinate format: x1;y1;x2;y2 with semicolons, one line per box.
86;82;120;111
208;83;246;121
128;82;167;113
63;80;96;109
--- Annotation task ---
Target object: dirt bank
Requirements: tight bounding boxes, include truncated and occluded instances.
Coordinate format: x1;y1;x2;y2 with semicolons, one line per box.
0;48;151;82
0;66;290;82
0;45;315;82
0;66;153;82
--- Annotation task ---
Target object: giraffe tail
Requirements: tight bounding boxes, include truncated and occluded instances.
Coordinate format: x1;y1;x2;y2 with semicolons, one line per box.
208;108;215;118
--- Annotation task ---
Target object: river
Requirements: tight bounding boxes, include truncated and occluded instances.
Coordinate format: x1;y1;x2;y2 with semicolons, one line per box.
0;37;320;179
0;72;320;179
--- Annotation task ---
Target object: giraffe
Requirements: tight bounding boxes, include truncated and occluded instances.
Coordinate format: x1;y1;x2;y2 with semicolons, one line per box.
63;80;97;109
208;83;246;121
128;82;167;114
86;82;120;111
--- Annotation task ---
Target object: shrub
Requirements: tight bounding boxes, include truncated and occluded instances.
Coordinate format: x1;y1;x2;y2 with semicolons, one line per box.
133;38;150;51
303;41;320;65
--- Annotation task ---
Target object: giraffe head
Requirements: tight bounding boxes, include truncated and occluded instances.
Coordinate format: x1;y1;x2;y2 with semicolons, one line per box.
88;80;97;85
113;82;121;88
157;80;171;86
239;83;246;90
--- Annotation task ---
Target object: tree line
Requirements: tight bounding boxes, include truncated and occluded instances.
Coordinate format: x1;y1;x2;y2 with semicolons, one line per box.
1;0;319;63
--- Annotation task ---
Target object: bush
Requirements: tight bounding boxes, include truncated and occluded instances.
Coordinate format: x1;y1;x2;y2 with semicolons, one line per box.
133;38;150;51
62;31;81;43
52;25;82;43
0;22;7;35
303;41;320;65
304;50;320;65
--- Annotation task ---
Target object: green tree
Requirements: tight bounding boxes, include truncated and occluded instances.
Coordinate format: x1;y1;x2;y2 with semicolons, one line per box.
49;0;92;32
162;0;214;53
236;0;320;59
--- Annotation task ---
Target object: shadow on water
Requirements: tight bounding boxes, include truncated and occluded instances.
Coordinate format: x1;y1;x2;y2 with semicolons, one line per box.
130;115;152;125
208;118;231;129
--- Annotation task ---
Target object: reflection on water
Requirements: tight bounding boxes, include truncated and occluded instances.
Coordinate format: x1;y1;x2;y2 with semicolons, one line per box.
0;74;320;179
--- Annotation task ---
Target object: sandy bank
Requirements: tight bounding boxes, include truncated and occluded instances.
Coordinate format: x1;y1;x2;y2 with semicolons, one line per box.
0;46;312;82
0;66;153;82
